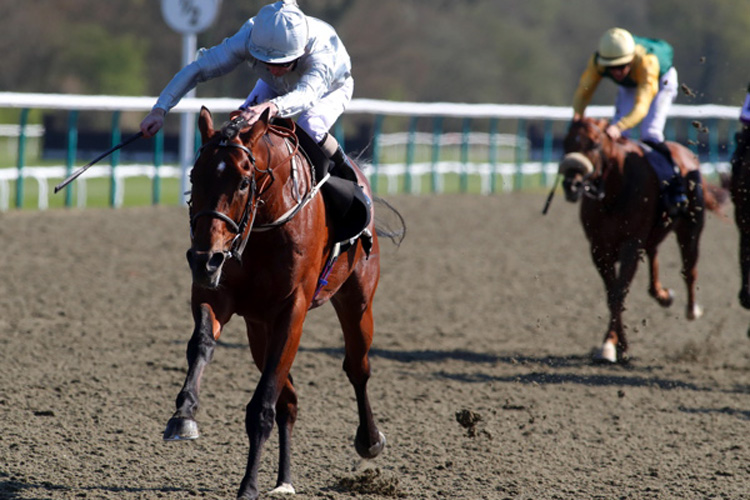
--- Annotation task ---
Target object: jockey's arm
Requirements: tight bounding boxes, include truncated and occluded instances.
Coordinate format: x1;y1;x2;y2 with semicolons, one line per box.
572;54;603;117
140;21;253;136
270;58;336;118
613;54;660;132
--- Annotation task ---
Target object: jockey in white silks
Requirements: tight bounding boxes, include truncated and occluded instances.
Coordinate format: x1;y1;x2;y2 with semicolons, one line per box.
140;0;355;173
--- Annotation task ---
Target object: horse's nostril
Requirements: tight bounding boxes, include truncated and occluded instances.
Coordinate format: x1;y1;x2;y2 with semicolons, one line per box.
207;252;226;272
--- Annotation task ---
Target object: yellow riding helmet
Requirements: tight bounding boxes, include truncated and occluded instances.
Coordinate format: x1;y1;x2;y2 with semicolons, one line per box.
597;28;635;66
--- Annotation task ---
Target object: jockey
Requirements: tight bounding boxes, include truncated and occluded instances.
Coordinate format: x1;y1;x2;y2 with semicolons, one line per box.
572;27;687;216
140;0;356;180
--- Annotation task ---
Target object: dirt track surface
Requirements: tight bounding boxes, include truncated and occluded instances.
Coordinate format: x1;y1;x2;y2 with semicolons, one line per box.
1;193;749;500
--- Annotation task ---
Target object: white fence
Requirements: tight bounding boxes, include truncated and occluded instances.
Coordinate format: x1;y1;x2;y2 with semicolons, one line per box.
0;92;742;209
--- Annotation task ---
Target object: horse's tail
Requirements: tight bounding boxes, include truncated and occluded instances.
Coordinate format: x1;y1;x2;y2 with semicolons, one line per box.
373;196;406;247
702;172;731;218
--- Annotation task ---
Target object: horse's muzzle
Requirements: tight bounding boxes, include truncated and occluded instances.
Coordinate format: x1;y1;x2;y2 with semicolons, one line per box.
562;175;583;202
186;248;227;288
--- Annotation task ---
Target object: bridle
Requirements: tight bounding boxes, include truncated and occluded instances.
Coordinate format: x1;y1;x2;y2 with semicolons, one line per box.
189;139;262;261
188;120;320;262
569;122;610;201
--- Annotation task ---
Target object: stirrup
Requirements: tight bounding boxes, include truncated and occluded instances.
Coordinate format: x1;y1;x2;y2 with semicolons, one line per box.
360;228;373;257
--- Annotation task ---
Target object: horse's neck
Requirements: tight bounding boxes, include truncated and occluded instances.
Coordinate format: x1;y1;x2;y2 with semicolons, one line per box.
255;133;314;225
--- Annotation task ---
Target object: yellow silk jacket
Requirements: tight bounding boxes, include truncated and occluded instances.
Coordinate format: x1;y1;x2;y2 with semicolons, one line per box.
572;45;661;132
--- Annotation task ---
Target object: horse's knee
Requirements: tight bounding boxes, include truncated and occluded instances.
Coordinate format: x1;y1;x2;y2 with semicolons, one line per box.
343;357;371;386
246;401;276;439
187;331;216;364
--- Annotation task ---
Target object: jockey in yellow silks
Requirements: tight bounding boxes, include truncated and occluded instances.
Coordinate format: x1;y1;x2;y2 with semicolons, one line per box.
573;27;687;216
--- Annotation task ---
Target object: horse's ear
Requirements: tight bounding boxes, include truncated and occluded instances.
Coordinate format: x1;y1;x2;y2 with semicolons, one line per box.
198;106;214;144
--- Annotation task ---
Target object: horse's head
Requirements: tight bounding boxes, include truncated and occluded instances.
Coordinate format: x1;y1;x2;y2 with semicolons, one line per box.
186;106;270;289
559;117;610;202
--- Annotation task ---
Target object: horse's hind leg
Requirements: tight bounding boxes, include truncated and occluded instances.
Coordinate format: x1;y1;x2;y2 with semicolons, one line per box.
738;231;750;309
332;274;386;459
164;303;220;441
646;246;674;307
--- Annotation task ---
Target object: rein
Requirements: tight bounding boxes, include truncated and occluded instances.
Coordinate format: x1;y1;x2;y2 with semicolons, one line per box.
189;118;326;261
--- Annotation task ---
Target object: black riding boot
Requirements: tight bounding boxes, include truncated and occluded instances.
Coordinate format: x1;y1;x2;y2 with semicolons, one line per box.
645;140;688;217
326;144;358;182
318;133;373;249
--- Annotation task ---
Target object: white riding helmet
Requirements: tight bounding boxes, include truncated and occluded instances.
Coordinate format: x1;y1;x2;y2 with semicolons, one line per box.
597;28;635;67
249;1;309;64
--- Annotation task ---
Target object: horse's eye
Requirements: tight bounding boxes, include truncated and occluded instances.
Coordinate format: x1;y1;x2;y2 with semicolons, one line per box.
239;177;250;191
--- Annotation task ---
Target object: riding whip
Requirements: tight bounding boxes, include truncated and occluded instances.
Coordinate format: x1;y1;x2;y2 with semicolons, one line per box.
54;131;144;193
541;174;561;215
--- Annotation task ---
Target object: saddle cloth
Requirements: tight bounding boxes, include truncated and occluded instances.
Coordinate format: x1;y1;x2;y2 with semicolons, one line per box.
638;140;680;187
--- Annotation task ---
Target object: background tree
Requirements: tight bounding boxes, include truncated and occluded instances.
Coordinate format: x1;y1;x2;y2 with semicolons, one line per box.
1;0;748;107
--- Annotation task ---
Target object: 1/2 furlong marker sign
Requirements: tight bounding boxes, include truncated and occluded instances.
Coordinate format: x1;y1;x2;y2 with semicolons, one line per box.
160;0;222;35
160;0;222;204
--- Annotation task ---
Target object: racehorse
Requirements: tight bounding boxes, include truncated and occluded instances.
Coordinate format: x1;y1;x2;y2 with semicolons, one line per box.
730;124;750;309
166;106;388;500
558;117;720;363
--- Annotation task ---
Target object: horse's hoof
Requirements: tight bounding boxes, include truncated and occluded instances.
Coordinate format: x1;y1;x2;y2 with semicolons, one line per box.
268;483;295;496
163;417;200;441
592;341;617;364
657;288;674;308
355;430;386;459
686;304;703;321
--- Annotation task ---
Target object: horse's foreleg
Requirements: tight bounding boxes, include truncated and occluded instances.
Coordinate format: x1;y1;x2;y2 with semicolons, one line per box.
646;247;674;307
164;303;220;441
738;231;750;309
271;376;297;495
610;242;643;359
242;321;298;496
332;286;385;459
592;246;631;363
238;300;305;500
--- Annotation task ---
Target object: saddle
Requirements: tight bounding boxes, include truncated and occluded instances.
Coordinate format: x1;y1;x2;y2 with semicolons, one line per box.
282;119;372;245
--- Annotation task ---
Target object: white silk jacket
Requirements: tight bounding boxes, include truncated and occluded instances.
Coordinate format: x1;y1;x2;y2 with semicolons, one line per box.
153;16;352;118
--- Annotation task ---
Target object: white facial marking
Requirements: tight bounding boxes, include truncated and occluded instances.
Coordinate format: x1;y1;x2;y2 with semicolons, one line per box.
217;161;226;174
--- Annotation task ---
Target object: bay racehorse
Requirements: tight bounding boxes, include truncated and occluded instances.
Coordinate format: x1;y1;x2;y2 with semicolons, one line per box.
166;107;389;500
730;123;750;309
559;117;722;363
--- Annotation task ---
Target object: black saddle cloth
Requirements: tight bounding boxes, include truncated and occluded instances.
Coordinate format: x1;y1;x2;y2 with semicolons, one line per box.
640;140;679;186
281;119;372;243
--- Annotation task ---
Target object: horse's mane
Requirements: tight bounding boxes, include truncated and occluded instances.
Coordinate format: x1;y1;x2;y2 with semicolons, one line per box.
220;115;298;143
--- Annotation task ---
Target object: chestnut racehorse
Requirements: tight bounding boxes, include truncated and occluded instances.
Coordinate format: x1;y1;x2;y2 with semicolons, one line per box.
730;124;750;309
166;107;387;500
559;117;720;363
